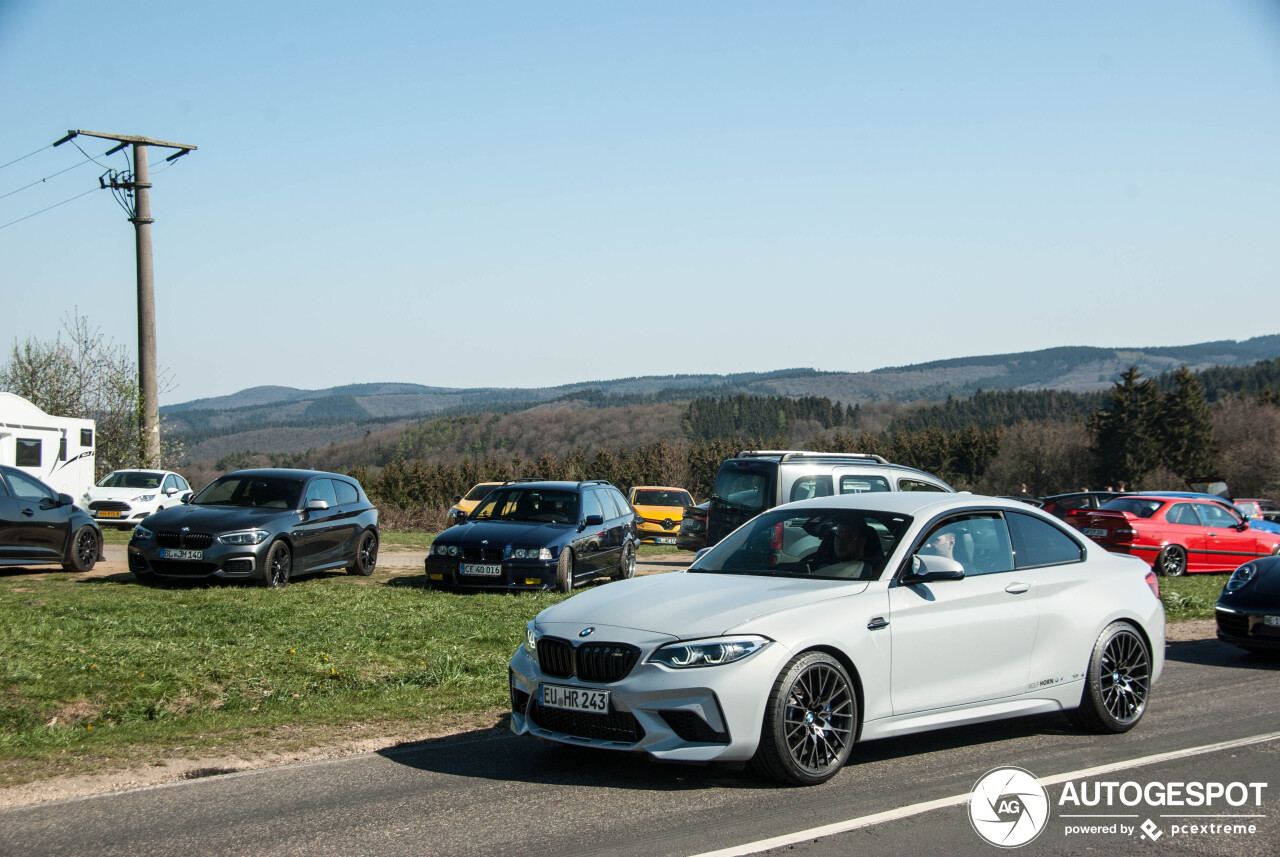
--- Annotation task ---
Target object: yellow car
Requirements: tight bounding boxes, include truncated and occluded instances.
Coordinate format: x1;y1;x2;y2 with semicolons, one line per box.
447;481;504;527
628;486;695;545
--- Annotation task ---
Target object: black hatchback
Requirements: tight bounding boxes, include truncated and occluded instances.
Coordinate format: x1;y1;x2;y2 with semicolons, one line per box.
425;480;638;592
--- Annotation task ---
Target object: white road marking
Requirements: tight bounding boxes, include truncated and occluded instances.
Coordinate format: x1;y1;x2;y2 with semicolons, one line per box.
688;730;1280;857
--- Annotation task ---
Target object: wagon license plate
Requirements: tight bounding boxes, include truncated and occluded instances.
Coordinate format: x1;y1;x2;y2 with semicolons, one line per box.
540;683;610;714
461;563;502;576
655;537;676;545
96;510;122;518
160;548;203;560
1264;615;1280;627
1082;528;1107;538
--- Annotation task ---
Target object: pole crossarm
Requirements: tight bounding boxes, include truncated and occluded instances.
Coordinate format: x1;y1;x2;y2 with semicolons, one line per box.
56;129;198;152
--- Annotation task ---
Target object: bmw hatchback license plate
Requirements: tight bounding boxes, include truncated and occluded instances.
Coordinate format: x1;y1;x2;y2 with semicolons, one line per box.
1082;527;1107;538
541;683;609;714
160;548;202;561
461;563;502;576
1265;615;1280;627
655;537;676;545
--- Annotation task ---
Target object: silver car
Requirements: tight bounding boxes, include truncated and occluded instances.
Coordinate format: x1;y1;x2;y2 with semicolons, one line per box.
509;493;1165;785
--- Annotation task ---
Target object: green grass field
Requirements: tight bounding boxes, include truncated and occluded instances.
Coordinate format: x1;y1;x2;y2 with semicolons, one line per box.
0;532;1230;788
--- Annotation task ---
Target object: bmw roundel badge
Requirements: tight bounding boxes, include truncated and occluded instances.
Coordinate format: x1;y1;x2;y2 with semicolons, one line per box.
579;627;595;638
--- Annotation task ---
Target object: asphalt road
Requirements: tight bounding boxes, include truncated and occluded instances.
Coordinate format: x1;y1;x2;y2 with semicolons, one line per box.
2;634;1276;857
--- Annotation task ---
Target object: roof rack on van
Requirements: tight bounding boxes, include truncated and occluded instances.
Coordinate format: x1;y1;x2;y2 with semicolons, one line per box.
502;477;543;485
576;480;612;489
735;450;890;465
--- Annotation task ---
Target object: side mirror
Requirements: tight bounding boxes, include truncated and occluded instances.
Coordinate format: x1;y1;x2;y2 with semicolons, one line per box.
181;493;192;505
584;514;605;527
163;487;178;496
305;499;330;511
901;554;966;585
694;547;711;563
453;510;467;524
57;493;75;508
452;495;463;505
1235;520;1250;532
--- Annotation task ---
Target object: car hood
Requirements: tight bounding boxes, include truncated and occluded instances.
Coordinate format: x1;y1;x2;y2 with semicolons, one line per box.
87;487;161;501
536;571;869;639
142;504;297;532
441;519;572;546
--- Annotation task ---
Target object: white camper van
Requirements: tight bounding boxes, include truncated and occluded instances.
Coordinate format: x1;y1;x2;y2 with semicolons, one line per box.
0;392;96;501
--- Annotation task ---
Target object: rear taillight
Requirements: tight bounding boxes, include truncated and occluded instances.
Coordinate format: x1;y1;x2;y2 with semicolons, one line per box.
769;522;783;551
1114;528;1136;542
1145;571;1160;600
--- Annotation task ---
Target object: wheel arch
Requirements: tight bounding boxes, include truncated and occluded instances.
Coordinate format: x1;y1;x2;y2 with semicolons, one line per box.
795;644;866;741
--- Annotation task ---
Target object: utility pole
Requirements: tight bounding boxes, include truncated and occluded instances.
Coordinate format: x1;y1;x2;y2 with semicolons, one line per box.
53;129;196;467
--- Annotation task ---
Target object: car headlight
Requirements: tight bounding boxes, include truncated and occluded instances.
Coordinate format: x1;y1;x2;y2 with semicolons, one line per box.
434;544;459;557
648;636;770;669
136;494;156;502
512;547;552;560
1225;564;1258;593
218;530;270;546
133;525;154;540
523;623;540;662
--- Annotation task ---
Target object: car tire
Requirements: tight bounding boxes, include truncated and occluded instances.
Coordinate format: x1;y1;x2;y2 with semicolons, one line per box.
612;543;635;581
556;548;574;593
259;540;292;588
1067;621;1151;734
750;651;857;786
347;530;378;576
1155;545;1187;577
62;525;98;573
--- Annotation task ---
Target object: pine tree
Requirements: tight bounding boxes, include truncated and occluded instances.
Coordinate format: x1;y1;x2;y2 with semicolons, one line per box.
1157;366;1217;478
1088;366;1162;487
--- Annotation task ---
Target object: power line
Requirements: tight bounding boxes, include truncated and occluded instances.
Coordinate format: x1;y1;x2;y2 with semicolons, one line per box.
0;159;95;202
0;145;51;171
0;187;101;231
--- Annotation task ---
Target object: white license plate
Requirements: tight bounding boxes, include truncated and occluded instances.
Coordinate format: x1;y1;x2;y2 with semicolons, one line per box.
160;548;203;560
461;563;502;576
1264;615;1280;627
655;537;676;545
1082;528;1107;537
96;510;122;518
540;683;610;714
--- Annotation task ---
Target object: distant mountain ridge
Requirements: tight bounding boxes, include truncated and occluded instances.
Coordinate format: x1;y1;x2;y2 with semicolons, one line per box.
162;336;1280;445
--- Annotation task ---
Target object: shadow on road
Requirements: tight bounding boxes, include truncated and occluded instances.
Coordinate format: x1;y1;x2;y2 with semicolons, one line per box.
1164;637;1280;671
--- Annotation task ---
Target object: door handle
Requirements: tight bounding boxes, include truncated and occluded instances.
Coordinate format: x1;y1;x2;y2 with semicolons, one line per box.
867;616;889;630
21;508;34;517
1005;582;1031;594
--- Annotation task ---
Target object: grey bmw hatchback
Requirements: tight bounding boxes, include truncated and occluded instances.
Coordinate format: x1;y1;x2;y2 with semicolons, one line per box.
127;468;379;587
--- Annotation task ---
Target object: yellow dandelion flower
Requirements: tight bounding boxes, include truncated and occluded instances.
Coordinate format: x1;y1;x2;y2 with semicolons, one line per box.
289;649;295;654
87;724;93;730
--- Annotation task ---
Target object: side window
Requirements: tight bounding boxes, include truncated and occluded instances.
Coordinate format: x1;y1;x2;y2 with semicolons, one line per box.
839;475;890;493
596;489;621;519
333;480;359;505
15;438;41;467
81;428;94;448
1166;503;1201;526
916;513;1014;576
304;478;339;507
163;475;179;493
581;490;604;521
609;488;632;517
1006;511;1084;568
790;475;834;502
59;437;67;462
6;470;54;502
1198;504;1239;528
898;478;945;493
176;476;190;491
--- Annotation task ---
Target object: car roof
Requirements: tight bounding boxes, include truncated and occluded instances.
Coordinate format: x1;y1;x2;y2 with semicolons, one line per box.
771;491;1025;518
223;468;353;481
630;485;688;493
490;480;610;491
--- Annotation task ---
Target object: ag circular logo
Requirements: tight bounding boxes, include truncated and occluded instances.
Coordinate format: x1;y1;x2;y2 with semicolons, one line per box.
968;766;1050;848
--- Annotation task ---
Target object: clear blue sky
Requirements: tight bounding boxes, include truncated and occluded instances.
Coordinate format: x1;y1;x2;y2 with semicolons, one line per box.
3;1;1279;405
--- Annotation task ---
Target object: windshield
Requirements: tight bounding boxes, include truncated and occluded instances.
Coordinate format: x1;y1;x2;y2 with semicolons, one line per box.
633;489;693;507
1099;497;1163;519
691;507;911;581
464;482;499;502
97;471;164;490
711;469;769;512
191;475;304;509
471;487;579;524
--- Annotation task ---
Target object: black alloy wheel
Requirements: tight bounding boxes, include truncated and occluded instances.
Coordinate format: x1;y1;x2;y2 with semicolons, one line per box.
1068;621;1151;733
260;540;292;588
348;530;378;576
1156;544;1187;577
62;525;98;572
752;651;857;785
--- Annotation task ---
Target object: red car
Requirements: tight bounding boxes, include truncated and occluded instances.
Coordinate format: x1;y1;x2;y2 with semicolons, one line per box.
1068;495;1280;577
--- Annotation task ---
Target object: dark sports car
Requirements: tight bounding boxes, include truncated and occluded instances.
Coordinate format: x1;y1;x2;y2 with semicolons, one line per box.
127;468;379;587
0;464;102;572
426;480;638;592
1216;557;1280;654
